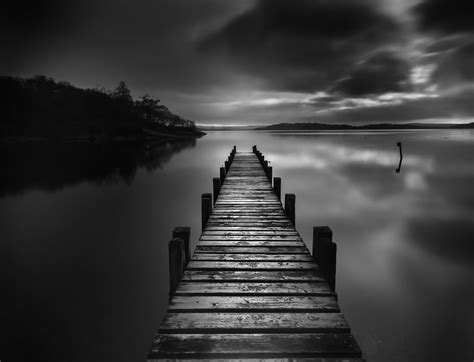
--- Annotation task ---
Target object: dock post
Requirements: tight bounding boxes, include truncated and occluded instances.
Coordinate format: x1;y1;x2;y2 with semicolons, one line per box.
252;145;257;153
220;166;226;184
267;166;273;183
201;193;212;230
213;177;220;204
313;226;337;292
172;227;191;265
168;237;185;299
285;193;295;224
225;160;230;172
274;177;281;201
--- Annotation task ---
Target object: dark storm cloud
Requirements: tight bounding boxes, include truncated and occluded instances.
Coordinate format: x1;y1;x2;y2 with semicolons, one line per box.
414;0;474;34
432;41;474;87
331;51;412;96
0;1;78;68
1;1;253;94
199;0;400;92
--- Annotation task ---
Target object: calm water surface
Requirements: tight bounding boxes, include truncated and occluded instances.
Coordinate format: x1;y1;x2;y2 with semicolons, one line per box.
1;130;473;361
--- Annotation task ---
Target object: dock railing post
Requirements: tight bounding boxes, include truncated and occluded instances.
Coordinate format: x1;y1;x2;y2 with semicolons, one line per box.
313;226;337;292
267;166;272;183
213;177;220;204
220;166;226;184
284;193;295;224
274;177;281;201
172;227;191;265
168;237;185;299
201;193;212;231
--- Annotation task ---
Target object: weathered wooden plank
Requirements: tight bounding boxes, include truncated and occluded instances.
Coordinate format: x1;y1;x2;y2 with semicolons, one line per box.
202;230;300;236
191;253;314;262
194;246;309;254
169;295;339;312
206;222;293;227
198;240;307;247
200;235;303;241
160;312;349;333
175;282;334;296
149;358;364;362
208;216;289;220
187;261;317;270
149;333;361;358
181;270;325;282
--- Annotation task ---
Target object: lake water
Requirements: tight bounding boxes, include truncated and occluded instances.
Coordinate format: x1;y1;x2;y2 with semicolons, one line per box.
1;130;473;361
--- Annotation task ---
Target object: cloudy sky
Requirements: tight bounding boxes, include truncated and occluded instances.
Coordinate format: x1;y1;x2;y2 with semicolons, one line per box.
2;0;474;125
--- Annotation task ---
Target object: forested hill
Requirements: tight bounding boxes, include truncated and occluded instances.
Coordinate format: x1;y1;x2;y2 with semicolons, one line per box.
1;75;204;140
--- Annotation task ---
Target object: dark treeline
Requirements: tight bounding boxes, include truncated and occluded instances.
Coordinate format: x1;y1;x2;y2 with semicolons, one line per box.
1;75;204;140
0;139;195;197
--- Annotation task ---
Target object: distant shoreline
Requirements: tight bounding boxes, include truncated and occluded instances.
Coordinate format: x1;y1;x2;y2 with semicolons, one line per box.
253;122;474;131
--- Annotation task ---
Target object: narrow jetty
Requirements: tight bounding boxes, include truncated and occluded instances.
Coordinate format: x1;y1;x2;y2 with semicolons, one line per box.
148;147;362;360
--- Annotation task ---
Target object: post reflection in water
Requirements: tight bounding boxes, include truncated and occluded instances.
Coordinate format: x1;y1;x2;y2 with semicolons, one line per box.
1;130;473;362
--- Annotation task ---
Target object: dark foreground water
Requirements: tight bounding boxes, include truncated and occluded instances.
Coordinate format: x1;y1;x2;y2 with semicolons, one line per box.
1;130;473;361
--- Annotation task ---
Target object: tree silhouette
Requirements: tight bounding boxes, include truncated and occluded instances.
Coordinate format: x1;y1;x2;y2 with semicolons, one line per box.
113;81;132;103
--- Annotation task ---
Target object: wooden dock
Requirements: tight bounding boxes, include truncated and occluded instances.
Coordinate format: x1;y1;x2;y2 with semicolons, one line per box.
148;147;362;360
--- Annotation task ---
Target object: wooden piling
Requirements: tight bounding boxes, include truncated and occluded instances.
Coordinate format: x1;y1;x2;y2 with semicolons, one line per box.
201;193;212;231
274;177;281;201
172;227;191;265
220;166;226;184
168;237;185;299
285;193;295;224
225;160;230;172
267;166;273;183
213;177;220;204
313;226;337;292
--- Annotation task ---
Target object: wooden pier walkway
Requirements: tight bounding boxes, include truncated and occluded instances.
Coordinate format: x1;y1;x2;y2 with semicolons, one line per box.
148;148;362;360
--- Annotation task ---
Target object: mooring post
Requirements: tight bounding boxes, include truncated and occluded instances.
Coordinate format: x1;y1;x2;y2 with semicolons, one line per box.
313;226;337;292
213;177;220;204
225;160;230;172
201;193;212;230
172;227;191;265
267;166;273;183
220;166;226;184
252;145;257;153
274;177;281;201
285;193;295;224
168;237;185;299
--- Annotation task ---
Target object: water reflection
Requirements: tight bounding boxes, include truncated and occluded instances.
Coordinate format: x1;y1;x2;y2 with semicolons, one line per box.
259;130;474;361
0;139;196;197
1;130;473;362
